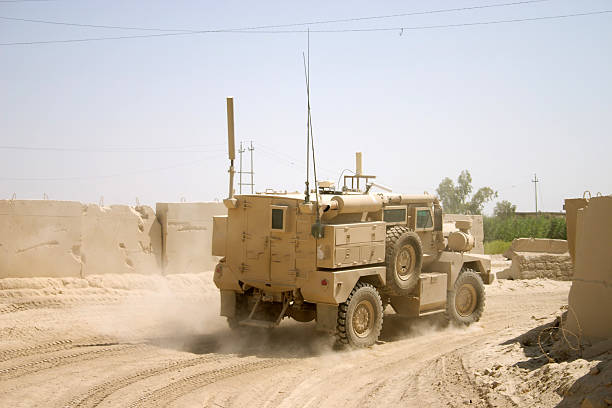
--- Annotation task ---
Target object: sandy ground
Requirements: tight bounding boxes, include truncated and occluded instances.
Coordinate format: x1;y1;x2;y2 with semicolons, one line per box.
0;272;610;408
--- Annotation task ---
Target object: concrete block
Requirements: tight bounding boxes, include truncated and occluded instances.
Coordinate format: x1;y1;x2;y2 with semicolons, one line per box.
443;214;484;254
81;204;162;275
156;202;227;275
0;200;83;278
497;251;573;281
508;238;568;254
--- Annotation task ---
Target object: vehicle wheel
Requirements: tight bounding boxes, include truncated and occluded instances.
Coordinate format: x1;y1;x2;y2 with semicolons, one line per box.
446;269;485;325
384;227;423;296
336;282;383;348
226;293;250;330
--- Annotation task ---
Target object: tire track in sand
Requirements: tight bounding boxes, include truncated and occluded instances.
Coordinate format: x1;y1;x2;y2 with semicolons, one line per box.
0;344;142;381
128;358;290;408
66;353;236;408
0;340;75;363
0;337;120;363
0;296;123;315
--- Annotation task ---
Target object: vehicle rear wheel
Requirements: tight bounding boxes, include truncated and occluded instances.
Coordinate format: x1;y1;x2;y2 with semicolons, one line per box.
446;269;485;325
226;293;250;330
336;282;383;348
384;227;423;296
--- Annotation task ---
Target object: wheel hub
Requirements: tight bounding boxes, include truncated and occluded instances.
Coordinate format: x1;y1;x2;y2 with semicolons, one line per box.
455;283;477;317
352;300;374;338
396;245;416;280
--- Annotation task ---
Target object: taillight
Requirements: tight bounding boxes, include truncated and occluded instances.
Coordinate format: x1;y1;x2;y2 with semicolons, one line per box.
321;279;328;286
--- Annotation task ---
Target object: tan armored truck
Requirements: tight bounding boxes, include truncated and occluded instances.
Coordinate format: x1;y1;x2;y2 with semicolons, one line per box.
212;98;493;347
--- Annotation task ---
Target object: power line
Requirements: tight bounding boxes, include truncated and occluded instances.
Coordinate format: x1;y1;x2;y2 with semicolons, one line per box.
0;144;226;153
0;155;222;181
0;0;555;32
0;0;58;3
2;9;611;46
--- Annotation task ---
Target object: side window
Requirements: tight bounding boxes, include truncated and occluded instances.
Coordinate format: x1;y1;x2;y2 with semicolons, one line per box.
416;208;433;230
383;207;407;224
270;205;287;231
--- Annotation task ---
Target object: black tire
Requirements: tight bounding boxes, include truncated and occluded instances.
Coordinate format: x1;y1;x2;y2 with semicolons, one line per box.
226;292;250;330
446;269;485;325
336;282;384;348
384;227;423;296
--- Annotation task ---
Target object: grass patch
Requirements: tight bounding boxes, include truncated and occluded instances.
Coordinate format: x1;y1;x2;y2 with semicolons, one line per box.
484;240;512;255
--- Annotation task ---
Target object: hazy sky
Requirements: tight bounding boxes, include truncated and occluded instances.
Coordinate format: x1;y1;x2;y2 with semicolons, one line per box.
1;0;610;214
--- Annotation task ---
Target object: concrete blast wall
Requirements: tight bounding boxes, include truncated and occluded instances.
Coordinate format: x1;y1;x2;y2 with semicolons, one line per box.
0;200;162;278
156;202;227;275
443;214;484;254
565;196;612;342
81;205;162;275
0;200;226;279
0;200;83;278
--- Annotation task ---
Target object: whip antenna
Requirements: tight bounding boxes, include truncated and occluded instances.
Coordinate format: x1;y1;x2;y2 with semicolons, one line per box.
302;29;323;238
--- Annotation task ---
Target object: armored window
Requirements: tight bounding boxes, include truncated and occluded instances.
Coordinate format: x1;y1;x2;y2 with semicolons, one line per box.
384;208;407;224
416;209;433;229
270;205;287;231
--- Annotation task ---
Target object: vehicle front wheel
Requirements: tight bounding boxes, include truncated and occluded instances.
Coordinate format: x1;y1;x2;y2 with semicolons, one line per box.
336;282;384;348
446;269;485;325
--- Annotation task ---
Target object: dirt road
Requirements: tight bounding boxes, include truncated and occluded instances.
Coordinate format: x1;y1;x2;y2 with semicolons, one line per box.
0;275;573;407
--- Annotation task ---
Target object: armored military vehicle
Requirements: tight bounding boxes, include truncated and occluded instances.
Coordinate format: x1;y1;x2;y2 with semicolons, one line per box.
212;98;493;347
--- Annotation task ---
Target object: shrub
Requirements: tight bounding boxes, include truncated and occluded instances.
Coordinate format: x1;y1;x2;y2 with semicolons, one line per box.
484;240;512;255
483;215;566;242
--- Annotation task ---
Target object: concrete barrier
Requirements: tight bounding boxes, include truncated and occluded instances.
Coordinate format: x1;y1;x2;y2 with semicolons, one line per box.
565;196;612;342
0;200;83;278
156;202;227;275
497;238;573;280
505;238;568;255
81;204;162;275
443;214;484;254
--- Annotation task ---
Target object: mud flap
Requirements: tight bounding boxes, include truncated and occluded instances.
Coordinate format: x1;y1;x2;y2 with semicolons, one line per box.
315;304;338;332
389;296;420;317
481;272;495;285
220;290;236;318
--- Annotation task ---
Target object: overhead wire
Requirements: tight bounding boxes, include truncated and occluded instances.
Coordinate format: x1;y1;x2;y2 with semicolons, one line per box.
0;0;557;33
2;9;611;46
0;144;226;153
0;155;222;181
0;0;58;3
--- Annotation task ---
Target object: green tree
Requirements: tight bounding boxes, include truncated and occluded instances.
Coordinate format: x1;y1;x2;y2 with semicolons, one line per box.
493;200;517;218
436;170;497;215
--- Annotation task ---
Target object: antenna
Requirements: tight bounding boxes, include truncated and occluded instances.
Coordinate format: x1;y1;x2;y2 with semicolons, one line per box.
302;28;324;238
303;31;311;204
226;97;236;199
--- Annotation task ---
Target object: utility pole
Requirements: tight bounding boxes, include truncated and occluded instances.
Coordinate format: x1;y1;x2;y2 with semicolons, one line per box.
238;142;244;194
248;141;254;194
532;173;539;214
237;140;254;194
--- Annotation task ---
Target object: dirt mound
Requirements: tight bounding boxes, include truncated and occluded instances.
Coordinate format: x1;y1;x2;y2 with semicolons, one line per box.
469;313;612;407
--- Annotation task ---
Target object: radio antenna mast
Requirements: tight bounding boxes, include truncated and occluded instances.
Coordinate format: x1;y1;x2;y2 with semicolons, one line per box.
302;29;323;238
304;49;310;203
